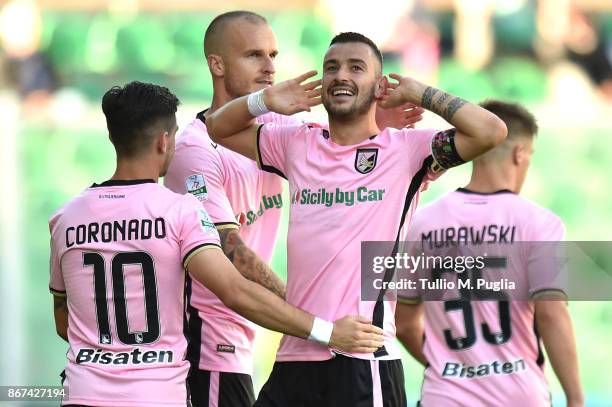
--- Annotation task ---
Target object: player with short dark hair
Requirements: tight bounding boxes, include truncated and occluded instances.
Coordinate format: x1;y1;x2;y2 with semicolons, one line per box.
50;81;385;407
395;100;584;407
205;32;506;406
164;13;423;407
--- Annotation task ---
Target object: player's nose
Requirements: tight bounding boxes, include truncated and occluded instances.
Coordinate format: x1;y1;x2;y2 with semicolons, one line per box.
262;56;276;75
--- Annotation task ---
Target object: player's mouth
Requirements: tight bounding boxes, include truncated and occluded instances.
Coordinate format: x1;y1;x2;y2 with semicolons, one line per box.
255;79;273;86
329;86;356;101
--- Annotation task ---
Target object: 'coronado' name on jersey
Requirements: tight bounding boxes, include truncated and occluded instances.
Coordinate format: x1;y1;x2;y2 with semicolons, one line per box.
65;218;166;248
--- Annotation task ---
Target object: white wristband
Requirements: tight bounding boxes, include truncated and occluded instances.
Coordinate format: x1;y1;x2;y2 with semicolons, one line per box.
308;317;334;345
247;89;270;117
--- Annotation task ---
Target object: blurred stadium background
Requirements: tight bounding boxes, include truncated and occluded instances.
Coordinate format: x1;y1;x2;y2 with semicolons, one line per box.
0;0;611;406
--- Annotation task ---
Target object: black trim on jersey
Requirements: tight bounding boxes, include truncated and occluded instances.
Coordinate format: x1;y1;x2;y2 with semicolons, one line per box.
530;288;568;300
49;286;66;295
214;221;240;228
196;109;210;124
256;124;288;180
185;276;203;366
91;179;156;188
533;318;546;367
372;155;433;357
183;243;221;267
456;187;515;196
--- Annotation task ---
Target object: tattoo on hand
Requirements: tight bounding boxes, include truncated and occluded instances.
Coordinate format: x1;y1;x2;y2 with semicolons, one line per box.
421;86;468;122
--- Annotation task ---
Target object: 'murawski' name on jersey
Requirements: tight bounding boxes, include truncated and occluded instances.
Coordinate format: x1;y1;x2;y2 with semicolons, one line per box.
49;179;220;407
400;188;566;407
421;223;517;249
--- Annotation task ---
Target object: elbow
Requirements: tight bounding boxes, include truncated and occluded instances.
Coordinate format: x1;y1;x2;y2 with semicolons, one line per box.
56;326;68;341
488;115;507;149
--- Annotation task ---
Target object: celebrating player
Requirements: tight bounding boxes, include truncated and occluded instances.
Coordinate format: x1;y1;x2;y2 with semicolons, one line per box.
205;32;506;405
395;100;584;407
163;11;423;406
49;81;384;407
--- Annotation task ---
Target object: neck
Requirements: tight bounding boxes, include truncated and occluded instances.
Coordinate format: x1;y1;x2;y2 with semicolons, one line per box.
111;156;159;182
208;81;235;114
328;107;379;146
465;164;518;194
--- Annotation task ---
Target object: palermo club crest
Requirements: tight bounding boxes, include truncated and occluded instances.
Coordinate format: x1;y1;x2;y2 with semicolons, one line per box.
354;148;378;174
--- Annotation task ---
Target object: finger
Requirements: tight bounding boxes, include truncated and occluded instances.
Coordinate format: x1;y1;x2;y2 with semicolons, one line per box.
356;316;373;324
307;88;322;98
387;82;399;90
405;106;425;115
306;97;322;106
303;79;322;91
358;324;385;336
294;70;318;84
405;115;423;124
388;72;402;82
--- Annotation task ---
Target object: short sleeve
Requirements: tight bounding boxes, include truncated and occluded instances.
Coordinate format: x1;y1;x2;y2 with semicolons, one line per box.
48;217;66;296
393;128;442;179
527;213;568;299
256;123;305;178
259;111;304;126
165;140;238;229
177;195;222;269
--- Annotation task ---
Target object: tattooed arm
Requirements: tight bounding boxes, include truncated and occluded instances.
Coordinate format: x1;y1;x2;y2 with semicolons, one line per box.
218;227;286;299
53;295;69;342
380;74;507;166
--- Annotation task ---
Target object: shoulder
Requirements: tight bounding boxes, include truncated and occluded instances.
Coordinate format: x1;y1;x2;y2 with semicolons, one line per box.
413;192;453;221
48;188;90;230
518;196;564;228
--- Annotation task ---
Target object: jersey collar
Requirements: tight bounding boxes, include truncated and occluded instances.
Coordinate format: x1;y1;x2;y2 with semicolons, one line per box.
91;179;156;188
456;187;515;195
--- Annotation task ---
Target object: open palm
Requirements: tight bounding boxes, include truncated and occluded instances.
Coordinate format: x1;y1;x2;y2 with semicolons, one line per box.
263;70;322;115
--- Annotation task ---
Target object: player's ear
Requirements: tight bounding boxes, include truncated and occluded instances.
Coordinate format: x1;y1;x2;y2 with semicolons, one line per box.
158;131;169;154
512;143;525;166
208;54;224;77
374;75;387;100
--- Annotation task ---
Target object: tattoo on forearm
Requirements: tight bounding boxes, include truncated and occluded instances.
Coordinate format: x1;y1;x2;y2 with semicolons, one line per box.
219;228;286;299
421;87;468;122
421;87;437;111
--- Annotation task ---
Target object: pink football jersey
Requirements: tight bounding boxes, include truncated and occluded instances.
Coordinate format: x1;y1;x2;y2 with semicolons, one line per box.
400;188;566;407
49;179;221;407
256;122;440;362
164;111;299;374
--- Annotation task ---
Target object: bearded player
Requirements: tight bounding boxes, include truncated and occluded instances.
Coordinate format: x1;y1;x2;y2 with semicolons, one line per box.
164;12;422;407
204;32;506;405
396;100;583;407
49;81;384;407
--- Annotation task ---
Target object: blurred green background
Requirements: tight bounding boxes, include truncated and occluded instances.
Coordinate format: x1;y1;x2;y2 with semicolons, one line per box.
1;0;611;406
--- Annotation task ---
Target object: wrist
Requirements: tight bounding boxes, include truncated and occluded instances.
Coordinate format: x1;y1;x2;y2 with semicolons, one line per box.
402;80;428;106
247;89;270;117
307;317;334;345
